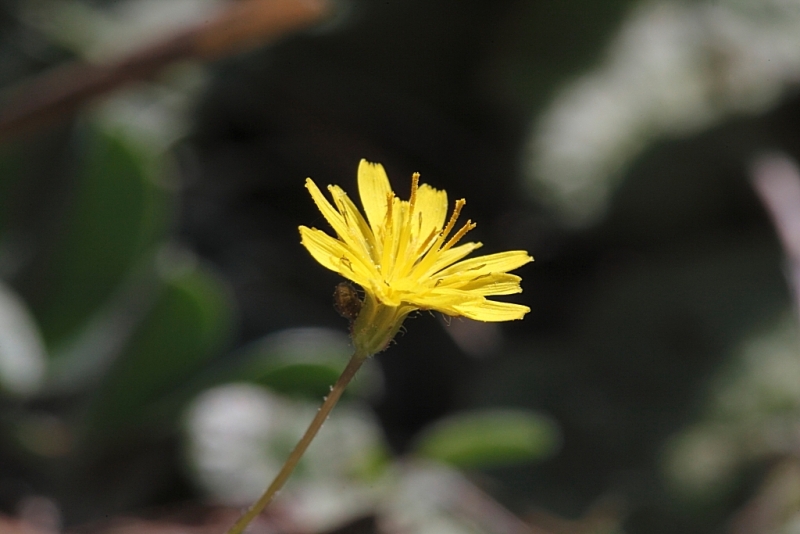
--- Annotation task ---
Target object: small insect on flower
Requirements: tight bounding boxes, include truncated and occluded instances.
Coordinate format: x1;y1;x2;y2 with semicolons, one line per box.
333;281;363;320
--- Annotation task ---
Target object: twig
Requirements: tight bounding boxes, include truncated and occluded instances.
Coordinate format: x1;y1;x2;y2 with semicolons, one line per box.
0;0;331;143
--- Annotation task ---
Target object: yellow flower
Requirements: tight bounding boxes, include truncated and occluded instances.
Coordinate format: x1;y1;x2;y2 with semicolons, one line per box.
299;159;533;356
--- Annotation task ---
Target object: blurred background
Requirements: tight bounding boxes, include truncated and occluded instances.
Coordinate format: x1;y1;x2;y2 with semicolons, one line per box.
1;0;800;532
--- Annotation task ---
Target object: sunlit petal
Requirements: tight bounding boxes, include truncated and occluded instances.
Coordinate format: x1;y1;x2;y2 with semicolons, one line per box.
416;241;483;278
328;185;377;261
413;183;448;238
437;272;523;296
299;226;373;285
437;251;533;279
357;159;392;231
403;287;478;313
305;179;351;242
453;299;531;322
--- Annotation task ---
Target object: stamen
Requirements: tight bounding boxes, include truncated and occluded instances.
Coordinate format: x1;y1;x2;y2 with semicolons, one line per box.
393;200;416;279
405;200;466;279
409;172;420;210
441;220;476;253
386;174;421;281
440;199;466;245
381;192;396;274
414;227;439;259
383;192;394;238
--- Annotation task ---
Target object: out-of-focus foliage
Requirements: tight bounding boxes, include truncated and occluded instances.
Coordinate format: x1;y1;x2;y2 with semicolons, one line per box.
30;127;170;346
526;0;800;225
412;409;560;470
84;255;234;438
0;8;240;516
183;380;556;533
664;315;800;502
236;327;361;398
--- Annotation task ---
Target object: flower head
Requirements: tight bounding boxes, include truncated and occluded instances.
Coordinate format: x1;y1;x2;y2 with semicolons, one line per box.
299;160;532;355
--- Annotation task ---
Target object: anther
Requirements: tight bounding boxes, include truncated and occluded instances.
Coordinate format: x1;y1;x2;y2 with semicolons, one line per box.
442;220;476;252
441;199;466;243
409;172;420;209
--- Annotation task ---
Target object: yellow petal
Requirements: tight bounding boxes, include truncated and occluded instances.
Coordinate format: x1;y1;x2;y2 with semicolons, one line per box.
379;195;405;274
440;273;523;296
402;287;477;314
416;241;483;278
358;160;392;231
328;184;377;261
413;183;448;239
299;226;373;285
437;251;532;279
305;179;350;242
390;198;416;276
453;299;531;322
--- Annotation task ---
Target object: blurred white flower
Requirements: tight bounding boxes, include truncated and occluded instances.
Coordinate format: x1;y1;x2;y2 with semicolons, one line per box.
185;384;286;504
527;0;800;225
184;382;386;530
663;314;800;502
185;383;532;533
0;281;47;396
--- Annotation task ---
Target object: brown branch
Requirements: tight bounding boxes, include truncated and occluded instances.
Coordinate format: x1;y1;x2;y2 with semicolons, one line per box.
0;0;331;143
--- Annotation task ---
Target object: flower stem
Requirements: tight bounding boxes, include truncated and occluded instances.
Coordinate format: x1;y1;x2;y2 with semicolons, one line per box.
225;352;368;534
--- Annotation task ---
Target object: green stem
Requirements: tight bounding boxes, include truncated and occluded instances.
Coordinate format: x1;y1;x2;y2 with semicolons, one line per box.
225;352;368;534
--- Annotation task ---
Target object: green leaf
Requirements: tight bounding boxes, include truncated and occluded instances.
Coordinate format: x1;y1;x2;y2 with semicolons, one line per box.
83;259;234;440
0;142;26;242
31;125;172;346
412;409;561;470
254;363;343;399
233;328;370;400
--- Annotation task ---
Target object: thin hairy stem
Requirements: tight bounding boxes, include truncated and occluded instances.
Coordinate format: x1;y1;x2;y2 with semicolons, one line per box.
225;352;367;534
